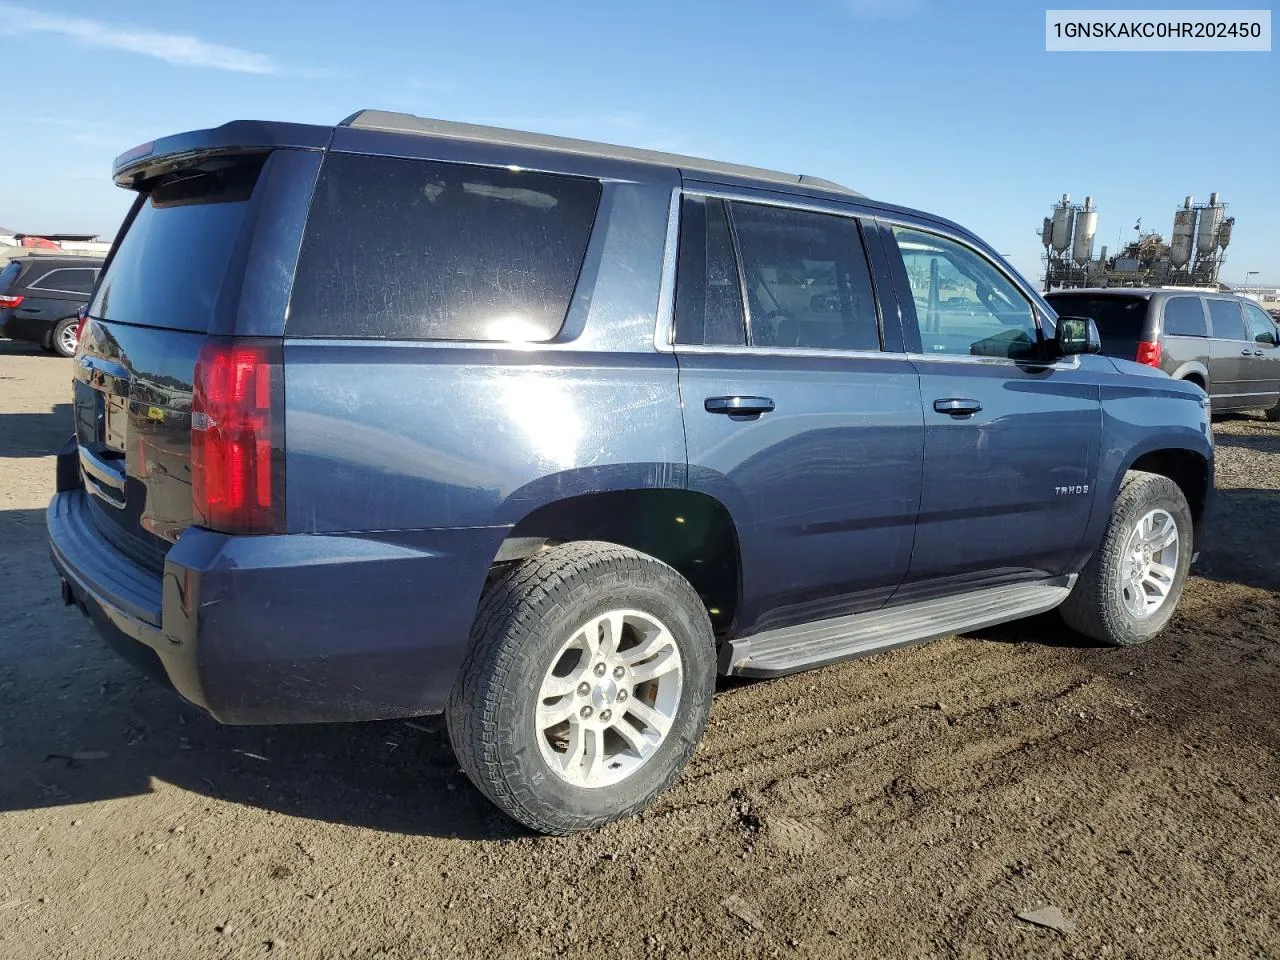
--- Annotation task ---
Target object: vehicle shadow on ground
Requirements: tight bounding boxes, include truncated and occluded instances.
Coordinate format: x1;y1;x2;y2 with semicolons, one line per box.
1;404;73;457
0;339;53;358
1211;431;1280;455
0;507;525;840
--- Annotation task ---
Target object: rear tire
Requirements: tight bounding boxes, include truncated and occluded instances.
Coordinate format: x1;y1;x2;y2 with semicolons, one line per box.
1059;471;1193;647
446;541;716;834
1266;400;1280;422
50;317;79;357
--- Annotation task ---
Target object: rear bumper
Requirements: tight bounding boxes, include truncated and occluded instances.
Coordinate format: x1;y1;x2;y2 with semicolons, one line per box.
49;453;504;724
1;311;53;344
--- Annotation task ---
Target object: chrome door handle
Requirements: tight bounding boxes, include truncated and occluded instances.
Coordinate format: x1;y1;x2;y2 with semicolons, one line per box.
933;398;982;417
705;396;775;416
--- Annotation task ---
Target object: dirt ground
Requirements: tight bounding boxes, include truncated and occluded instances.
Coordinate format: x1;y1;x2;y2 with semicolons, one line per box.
1;338;1277;960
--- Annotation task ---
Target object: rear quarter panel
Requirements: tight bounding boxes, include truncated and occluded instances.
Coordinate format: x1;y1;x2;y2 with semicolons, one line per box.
283;177;686;536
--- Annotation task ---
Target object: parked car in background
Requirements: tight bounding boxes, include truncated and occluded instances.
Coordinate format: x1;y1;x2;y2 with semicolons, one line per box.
0;255;103;356
50;112;1213;834
1046;288;1280;420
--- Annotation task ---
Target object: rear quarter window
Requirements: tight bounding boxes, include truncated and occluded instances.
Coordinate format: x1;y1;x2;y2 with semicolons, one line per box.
288;154;602;341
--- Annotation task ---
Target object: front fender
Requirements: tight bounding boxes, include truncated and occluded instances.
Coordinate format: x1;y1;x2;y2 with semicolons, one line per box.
1084;363;1213;552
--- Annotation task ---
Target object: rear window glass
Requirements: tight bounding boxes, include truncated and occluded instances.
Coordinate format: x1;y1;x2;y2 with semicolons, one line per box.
1162;296;1208;337
289;154;602;341
91;158;264;332
1046;294;1148;352
1207;299;1247;340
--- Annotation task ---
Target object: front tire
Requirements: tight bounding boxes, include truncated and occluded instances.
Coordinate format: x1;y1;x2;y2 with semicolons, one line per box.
446;541;715;834
1059;471;1193;646
1266;399;1280;422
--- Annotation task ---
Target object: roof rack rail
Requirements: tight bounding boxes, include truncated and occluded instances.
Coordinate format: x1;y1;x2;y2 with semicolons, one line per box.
338;110;862;199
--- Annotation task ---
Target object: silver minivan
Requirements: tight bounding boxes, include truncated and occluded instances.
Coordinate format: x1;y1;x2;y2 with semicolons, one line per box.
1047;288;1280;419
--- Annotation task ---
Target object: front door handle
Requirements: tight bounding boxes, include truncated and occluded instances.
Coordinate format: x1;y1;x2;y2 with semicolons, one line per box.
933;398;982;417
705;396;775;416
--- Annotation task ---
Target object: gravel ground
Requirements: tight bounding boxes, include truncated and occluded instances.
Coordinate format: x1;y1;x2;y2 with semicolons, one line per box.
1;339;1277;960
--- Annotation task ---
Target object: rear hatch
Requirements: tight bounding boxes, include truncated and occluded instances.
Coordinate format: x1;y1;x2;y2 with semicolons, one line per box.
1046;293;1151;360
73;154;277;568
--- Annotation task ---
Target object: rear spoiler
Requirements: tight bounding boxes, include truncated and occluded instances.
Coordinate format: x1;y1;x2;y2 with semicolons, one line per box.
112;120;332;188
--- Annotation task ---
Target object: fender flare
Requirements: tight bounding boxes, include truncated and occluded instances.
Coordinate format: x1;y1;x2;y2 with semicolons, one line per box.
1167;360;1209;389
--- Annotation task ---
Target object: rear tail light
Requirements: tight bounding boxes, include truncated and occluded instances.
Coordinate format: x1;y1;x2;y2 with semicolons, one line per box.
0;294;24;308
191;339;285;535
1136;341;1162;368
75;305;89;345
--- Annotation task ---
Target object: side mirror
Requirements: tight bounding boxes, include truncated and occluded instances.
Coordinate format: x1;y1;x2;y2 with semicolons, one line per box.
1053;316;1101;357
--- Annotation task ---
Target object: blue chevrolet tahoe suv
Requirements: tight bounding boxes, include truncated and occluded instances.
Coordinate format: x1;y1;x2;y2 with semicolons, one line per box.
48;111;1214;834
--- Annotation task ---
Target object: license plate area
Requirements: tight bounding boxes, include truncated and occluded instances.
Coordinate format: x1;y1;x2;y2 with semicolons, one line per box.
104;395;128;453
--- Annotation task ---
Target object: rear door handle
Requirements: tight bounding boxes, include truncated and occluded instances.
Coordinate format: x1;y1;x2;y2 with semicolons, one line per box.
933;398;982;416
1242;347;1254;355
705;396;775;416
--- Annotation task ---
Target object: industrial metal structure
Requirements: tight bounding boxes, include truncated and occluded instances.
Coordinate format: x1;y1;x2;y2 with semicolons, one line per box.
1040;192;1234;291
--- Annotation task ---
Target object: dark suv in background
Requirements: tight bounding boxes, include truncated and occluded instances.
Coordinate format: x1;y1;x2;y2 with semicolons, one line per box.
0;255;103;356
49;112;1213;833
1046;288;1280;420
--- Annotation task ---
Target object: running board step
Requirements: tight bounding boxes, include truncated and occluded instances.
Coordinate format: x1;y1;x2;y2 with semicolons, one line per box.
720;576;1076;678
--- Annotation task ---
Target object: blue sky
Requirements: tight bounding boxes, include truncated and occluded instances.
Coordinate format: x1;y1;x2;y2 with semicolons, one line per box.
0;0;1275;286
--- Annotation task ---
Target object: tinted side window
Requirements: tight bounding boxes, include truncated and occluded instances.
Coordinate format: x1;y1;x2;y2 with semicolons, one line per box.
1244;302;1279;346
891;227;1038;360
730;202;880;352
31;267;96;295
1207;299;1247;341
673;197;746;346
1162;296;1207;337
290;155;601;341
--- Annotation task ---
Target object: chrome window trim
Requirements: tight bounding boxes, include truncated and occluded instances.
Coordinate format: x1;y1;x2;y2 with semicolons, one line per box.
907;351;1082;371
656;186;895;357
652;186;1062;361
652;187;682;353
673;343;896;361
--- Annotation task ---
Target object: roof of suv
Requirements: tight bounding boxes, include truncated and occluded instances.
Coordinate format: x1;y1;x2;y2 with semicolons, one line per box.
12;255;104;272
338;110;863;199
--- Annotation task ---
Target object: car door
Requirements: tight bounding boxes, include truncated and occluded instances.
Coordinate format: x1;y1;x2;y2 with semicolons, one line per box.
1205;297;1251;409
878;220;1100;599
669;191;924;636
1241;301;1280;404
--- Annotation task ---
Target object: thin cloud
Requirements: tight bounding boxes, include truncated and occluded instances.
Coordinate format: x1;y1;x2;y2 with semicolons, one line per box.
0;4;279;73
